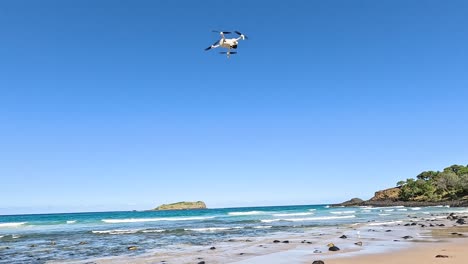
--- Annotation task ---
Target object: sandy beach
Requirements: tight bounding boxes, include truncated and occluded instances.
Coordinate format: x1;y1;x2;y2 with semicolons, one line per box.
326;239;468;264
70;211;468;264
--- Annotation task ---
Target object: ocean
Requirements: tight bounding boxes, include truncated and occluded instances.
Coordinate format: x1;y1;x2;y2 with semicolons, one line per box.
0;204;463;263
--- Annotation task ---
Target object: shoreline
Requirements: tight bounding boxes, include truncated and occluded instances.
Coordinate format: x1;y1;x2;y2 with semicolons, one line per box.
61;210;468;264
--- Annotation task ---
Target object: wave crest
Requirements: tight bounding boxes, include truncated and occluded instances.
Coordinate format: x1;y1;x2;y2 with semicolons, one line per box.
0;222;26;228
228;211;263;216
102;216;215;223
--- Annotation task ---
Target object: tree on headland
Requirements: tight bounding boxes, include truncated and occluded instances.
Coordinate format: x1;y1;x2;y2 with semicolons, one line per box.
396;164;468;201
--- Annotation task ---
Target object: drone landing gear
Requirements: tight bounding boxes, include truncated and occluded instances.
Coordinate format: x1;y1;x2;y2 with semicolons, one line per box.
219;51;237;59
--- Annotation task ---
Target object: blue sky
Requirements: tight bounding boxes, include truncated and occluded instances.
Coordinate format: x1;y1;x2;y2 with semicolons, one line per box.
1;0;467;214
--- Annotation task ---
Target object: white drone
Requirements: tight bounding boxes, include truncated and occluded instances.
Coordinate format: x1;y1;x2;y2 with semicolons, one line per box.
205;30;249;58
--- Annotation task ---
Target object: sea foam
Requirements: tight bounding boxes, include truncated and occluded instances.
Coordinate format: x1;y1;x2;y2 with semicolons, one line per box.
92;229;143;235
228;211;263;216
330;210;355;215
66;220;76;224
273;212;314;217
369;221;402;226
261;215;356;223
185;227;243;232
0;222;26;228
102;216;215;223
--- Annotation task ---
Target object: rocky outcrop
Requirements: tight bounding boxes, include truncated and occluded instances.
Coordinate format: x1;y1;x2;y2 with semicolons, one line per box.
335;198;363;206
153;201;207;211
335;191;468;207
369;187;401;201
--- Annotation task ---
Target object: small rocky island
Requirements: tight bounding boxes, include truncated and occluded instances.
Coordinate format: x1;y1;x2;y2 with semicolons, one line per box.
153;201;207;211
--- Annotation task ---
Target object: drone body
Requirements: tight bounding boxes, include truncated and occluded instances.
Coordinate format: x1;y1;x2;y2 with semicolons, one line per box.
205;31;248;58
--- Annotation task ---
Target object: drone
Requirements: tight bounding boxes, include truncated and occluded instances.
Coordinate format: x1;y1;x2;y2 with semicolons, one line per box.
205;30;249;58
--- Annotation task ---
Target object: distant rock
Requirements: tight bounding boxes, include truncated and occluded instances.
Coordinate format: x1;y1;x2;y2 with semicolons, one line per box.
435;255;449;258
312;261;325;264
153;201;207;211
333;198;364;207
456;218;466;225
354;241;363;246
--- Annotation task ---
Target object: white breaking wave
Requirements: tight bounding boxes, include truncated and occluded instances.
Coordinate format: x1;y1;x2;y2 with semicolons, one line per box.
12;235;21;239
141;229;165;233
273;212;314;217
66;220;76;224
330;211;355;214
0;235;3;238
261;219;280;223
228;211;263;216
379;214;391;216
0;222;26;228
309;209;317;211
324;205;330;208
384;209;394;212
261;215;356;223
397;208;408;211
92;229;143;235
411;207;421;210
185;227;243;232
369;221;402;226
253;225;272;229
102;216;215;223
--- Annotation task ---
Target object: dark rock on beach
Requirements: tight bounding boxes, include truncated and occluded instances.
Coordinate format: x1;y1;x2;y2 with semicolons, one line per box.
354;241;363;246
402;236;413;239
273;240;280;243
339;235;347;239
209;246;216;250
456;218;466;225
312;261;325;264
327;243;340;251
198;261;206;264
435;255;449;258
282;240;289;243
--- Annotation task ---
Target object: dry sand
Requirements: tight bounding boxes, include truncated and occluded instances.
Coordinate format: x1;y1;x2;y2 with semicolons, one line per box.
324;239;468;264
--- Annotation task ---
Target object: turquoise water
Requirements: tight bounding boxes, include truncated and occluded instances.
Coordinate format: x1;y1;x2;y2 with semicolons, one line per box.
0;204;461;263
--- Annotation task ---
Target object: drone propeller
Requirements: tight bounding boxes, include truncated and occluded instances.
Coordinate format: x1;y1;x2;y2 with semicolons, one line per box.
234;31;248;39
219;52;237;54
204;40;219;51
212;30;231;34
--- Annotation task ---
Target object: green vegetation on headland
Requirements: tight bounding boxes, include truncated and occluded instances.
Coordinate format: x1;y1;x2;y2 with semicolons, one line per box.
153;201;207;211
336;164;468;207
396;164;468;202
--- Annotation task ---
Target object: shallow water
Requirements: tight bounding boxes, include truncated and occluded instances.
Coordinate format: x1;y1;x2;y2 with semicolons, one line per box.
0;204;462;263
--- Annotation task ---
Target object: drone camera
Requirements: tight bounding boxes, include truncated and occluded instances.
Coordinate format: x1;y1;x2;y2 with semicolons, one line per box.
232;45;238;49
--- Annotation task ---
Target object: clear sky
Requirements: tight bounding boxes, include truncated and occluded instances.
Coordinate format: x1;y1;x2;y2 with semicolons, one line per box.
1;0;467;214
